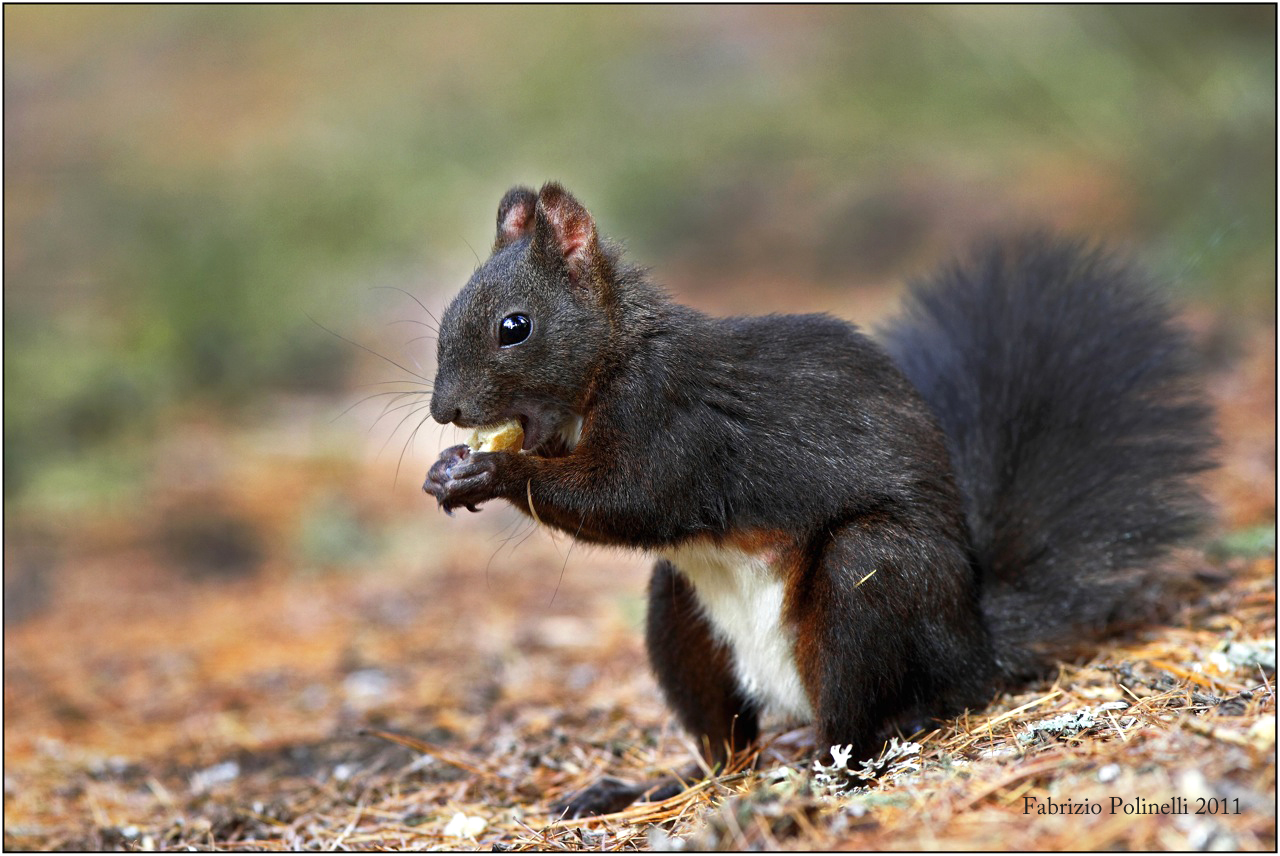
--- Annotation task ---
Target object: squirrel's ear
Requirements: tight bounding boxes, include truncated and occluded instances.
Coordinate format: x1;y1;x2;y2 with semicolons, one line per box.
494;186;537;251
532;183;603;287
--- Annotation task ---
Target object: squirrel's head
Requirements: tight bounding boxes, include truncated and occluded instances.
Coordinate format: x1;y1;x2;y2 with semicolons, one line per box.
430;183;614;455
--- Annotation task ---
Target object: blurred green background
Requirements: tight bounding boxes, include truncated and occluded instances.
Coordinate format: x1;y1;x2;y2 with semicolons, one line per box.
4;5;1275;521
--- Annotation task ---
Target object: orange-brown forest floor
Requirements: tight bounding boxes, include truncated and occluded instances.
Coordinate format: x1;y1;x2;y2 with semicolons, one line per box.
4;317;1275;851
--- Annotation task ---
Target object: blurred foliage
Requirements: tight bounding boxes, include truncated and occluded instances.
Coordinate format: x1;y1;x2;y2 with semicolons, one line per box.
4;5;1275;512
293;492;383;573
1208;522;1277;562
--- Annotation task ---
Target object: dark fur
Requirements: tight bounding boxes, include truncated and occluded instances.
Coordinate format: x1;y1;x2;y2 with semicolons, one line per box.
425;184;1215;816
880;237;1216;678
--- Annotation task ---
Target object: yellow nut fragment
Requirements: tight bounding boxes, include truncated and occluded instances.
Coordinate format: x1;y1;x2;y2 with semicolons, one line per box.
467;419;524;453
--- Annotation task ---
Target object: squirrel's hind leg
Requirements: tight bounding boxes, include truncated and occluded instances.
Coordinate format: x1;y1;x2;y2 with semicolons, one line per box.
797;516;997;767
554;559;759;818
646;559;761;760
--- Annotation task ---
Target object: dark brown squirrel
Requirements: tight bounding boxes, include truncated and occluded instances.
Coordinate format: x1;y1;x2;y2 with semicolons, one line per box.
423;182;1215;816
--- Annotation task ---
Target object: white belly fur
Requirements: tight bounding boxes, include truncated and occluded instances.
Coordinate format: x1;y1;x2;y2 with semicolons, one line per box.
656;542;814;721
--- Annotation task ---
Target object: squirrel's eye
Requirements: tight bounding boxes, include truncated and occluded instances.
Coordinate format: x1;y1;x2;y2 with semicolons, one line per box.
499;313;532;347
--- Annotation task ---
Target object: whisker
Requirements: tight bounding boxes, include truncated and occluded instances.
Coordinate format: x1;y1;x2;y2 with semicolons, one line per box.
353;379;434;389
347;380;433;404
502;517;537;552
369;397;433;433
387;318;439;332
378;402;432;462
368;391;430;416
332;390;427;424
505;517;539;559
498;519;540;582
485;516;530;590
489;515;525;548
403;333;439;347
462;237;482;267
307;314;434;384
549;512;588;607
371;285;443;329
510;513;543;555
396;409;438;487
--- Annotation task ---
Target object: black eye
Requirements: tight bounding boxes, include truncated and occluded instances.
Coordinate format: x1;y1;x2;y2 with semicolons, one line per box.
499;313;532;347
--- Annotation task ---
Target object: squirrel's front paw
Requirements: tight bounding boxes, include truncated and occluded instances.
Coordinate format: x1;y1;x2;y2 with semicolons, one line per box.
423;445;501;514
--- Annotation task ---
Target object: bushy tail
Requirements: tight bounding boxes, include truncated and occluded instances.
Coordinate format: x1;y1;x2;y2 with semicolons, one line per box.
881;235;1216;679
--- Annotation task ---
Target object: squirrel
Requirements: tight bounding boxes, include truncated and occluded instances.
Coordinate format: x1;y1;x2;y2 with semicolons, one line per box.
422;182;1215;816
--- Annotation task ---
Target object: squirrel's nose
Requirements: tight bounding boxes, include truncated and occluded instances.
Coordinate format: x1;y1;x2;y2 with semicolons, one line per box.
432;404;461;426
430;389;462;425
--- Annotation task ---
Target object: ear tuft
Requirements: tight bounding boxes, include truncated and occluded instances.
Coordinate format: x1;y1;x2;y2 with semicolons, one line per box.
533;182;599;284
494;186;537;250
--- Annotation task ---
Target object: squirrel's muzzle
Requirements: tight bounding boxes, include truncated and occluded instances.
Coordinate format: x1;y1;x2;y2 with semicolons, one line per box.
429;384;462;426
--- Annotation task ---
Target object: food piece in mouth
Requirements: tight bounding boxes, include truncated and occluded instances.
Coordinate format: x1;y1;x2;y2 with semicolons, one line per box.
466;419;525;453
